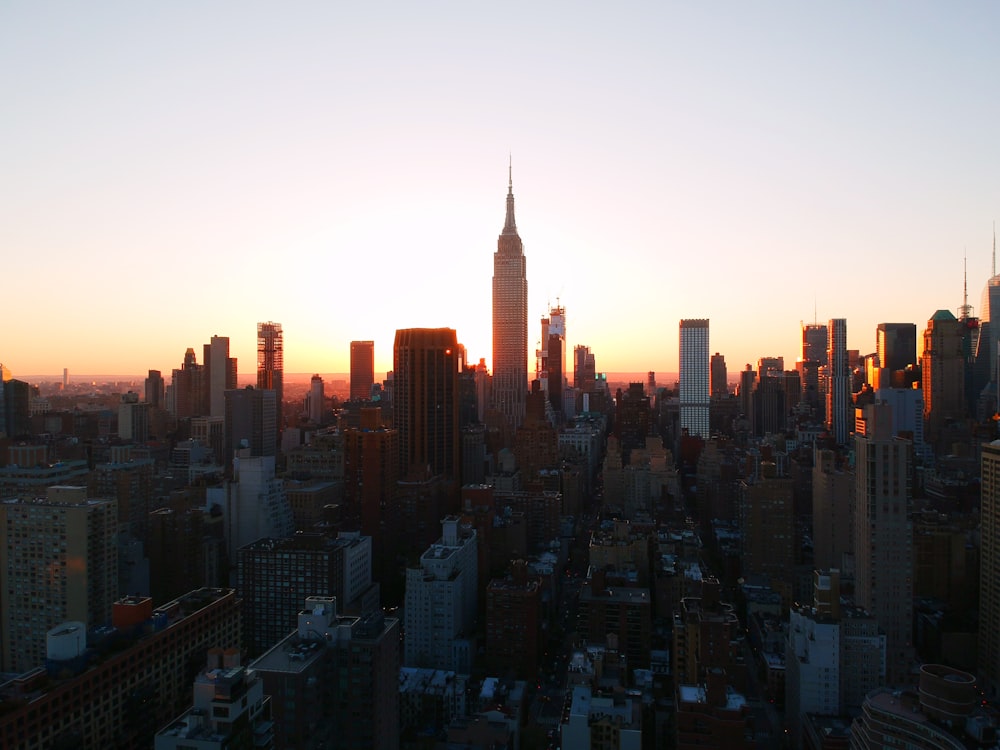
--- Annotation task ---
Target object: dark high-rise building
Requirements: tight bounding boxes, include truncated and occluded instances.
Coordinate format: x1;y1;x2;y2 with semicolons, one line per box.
802;322;828;367
485;561;542;681
171;347;207;418
616;382;650;464
257;321;283;439
224;386;277;463
876;323;917;374
574;345;596;391
710;353;728;398
981;440;1000;697
145;369;165;408
1;377;31;438
350;340;375;400
393;328;460;480
492;167;528;434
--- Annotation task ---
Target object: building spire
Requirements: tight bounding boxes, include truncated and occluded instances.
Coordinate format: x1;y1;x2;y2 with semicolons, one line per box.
960;249;972;320
994;221;997;278
502;157;517;235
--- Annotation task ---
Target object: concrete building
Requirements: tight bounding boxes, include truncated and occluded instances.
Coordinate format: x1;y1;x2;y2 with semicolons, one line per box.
981;440;1000;697
237;532;374;657
204;334;237;419
0;486;117;673
307;373;324;423
404;516;478;672
210;454;293;563
0;588;242;750
155;648;272;749
852;665;993;750
711;352;728;397
921;309;966;447
224;386;277;464
485;560;542;680
854;404;913;685
811;447;854;572
561;684;642;750
679;319;710;439
252;597;400;750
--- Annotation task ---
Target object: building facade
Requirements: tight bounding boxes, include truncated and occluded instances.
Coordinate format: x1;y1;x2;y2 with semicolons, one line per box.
350;340;375;400
679;319;710;439
854;403;913;685
826;318;851;444
0;486;117;673
393;328;460;480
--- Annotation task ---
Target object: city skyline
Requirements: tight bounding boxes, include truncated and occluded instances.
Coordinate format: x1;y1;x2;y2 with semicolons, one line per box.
3;3;999;378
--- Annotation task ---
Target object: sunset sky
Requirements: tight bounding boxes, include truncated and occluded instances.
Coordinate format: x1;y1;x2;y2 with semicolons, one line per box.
3;2;999;381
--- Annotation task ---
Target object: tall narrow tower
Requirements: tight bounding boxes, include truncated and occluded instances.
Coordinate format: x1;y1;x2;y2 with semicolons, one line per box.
257;322;283;443
492;165;528;434
854;403;913;685
679;319;710;438
826;318;851;444
350;340;375;401
981;440;1000;697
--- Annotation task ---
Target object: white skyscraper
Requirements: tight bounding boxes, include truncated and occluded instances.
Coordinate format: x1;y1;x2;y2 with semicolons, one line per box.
679;319;710;438
404;516;478;673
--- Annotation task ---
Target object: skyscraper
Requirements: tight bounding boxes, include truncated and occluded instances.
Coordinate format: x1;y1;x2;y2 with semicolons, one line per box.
350;340;375;400
574;345;596;391
854;403;913;685
679;319;710;438
826;318;851;444
257;321;283;440
224;386;277;463
145;369;165;408
205;334;237;419
980;440;1000;697
393;328;460;480
921;309;966;446
308;374;324;423
876;323;917;374
546;305;566;414
492;167;528;434
710;353;727;398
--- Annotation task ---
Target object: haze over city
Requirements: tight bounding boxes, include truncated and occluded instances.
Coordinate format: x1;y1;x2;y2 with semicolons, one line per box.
3;3;999;378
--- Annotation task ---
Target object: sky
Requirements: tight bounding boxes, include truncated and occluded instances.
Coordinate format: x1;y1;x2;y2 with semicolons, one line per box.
2;2;999;381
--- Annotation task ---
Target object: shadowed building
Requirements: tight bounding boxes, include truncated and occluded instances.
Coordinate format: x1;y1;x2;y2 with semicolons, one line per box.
257;321;284;443
394;328;460;481
492;167;528;436
350;340;375;400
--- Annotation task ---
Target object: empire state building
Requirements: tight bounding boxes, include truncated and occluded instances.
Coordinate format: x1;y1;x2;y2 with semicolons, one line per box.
492;167;528;433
